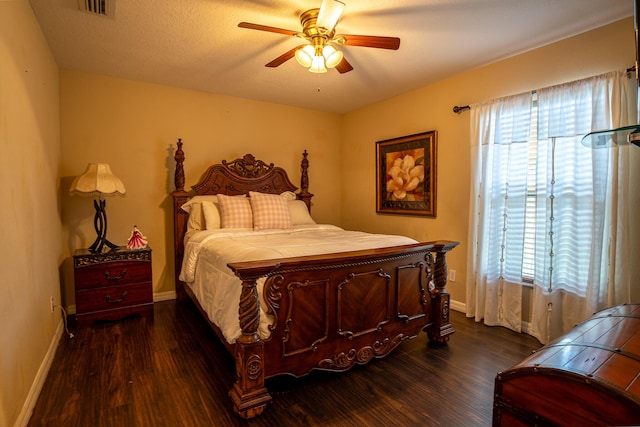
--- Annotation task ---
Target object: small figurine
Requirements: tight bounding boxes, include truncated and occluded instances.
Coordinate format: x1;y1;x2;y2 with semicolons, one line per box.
127;225;148;249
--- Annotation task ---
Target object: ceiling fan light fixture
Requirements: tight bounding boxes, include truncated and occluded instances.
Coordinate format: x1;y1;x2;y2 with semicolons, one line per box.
309;55;328;73
295;45;315;67
323;44;343;68
238;0;399;75
316;0;345;33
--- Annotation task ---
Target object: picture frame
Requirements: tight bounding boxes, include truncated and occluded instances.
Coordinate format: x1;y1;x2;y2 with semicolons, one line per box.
376;130;437;216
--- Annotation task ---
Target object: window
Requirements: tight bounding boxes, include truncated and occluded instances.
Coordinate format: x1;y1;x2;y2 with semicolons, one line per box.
468;70;633;342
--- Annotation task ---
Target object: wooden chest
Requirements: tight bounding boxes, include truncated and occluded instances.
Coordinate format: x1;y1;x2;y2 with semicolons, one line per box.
493;304;640;427
74;246;153;327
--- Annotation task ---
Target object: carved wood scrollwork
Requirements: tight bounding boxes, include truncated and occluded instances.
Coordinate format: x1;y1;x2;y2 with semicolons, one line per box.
245;354;263;381
223;154;274;178
317;334;405;371
417;251;433;294
263;275;283;332
441;301;450;320
189;153;299;198
74;249;151;267
224;183;279;194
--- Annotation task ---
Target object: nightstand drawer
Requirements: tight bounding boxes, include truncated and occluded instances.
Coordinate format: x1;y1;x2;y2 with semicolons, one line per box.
75;282;152;313
74;260;151;289
73;246;153;327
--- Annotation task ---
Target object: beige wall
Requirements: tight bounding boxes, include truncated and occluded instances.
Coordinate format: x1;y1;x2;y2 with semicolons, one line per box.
0;1;61;426
341;18;635;306
59;72;343;304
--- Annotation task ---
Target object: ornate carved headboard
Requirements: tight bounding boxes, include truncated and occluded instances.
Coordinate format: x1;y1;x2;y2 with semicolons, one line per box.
170;139;313;299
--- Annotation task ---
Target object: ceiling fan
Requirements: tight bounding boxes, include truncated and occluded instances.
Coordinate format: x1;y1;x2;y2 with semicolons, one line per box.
238;0;401;74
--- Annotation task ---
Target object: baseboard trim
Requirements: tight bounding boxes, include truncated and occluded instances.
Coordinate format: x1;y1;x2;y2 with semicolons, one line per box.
15;318;63;427
450;299;466;314
154;291;176;302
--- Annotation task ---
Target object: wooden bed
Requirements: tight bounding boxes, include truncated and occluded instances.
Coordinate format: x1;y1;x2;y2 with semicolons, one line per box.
170;139;459;418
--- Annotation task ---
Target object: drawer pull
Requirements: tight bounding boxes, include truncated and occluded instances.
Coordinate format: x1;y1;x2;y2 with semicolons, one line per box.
104;291;128;304
104;269;127;281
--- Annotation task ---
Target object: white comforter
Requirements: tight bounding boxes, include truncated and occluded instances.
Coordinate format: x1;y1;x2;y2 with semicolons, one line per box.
179;224;417;344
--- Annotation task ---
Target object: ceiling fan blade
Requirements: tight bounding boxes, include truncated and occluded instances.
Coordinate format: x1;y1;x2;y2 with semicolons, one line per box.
265;45;306;68
339;34;400;50
238;22;298;37
335;57;353;74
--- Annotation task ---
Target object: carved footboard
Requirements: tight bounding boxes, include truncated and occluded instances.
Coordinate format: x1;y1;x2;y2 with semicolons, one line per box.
227;240;458;418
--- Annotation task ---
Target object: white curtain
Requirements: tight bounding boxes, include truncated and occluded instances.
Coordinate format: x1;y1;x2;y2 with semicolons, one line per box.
466;92;532;333
466;70;634;343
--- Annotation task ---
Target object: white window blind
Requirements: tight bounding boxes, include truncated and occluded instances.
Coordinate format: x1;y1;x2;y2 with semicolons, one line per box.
521;98;538;281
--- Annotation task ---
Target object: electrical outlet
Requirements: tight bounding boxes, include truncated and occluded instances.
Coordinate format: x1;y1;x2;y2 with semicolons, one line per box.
50;296;55;313
448;269;456;282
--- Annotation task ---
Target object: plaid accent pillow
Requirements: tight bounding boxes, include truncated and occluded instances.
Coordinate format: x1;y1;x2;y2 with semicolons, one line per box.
216;194;253;229
249;191;293;231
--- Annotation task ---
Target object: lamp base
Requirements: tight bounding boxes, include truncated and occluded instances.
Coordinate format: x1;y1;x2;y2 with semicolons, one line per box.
88;237;119;253
89;199;119;253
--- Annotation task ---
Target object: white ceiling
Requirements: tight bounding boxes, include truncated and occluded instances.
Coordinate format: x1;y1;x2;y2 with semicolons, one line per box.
29;0;633;114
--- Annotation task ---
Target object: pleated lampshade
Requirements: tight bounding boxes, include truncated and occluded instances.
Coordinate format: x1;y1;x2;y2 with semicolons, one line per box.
69;163;126;198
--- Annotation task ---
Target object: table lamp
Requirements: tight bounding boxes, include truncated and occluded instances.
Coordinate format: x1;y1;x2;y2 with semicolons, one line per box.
69;163;126;253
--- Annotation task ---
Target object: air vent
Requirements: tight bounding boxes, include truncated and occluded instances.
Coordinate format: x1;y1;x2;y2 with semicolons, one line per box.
79;0;114;18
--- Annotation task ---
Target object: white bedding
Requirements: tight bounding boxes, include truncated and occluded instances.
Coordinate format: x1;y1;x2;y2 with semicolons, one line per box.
179;224;417;344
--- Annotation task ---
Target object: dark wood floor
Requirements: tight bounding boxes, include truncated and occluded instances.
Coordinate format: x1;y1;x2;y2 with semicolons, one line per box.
28;301;541;427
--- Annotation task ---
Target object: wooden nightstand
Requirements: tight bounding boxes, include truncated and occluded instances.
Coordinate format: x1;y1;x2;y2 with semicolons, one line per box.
73;246;153;328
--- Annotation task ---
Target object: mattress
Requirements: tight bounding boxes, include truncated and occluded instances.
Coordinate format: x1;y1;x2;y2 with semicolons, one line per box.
179;224;417;344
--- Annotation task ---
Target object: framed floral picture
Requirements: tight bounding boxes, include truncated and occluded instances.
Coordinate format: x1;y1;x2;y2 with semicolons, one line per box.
376;131;437;216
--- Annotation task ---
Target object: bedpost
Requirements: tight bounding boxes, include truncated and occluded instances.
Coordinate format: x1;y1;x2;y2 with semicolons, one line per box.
174;138;185;191
298;150;314;212
172;138;189;301
426;241;460;344
228;275;272;418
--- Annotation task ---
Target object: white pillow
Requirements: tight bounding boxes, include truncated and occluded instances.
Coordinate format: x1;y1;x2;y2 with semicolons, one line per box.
217;194;253;228
280;191;297;201
185;201;204;231
180;195;220;212
202;201;221;229
181;195;223;231
249;191;293;231
288;200;316;225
